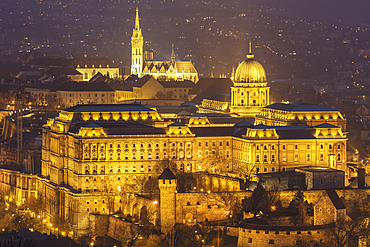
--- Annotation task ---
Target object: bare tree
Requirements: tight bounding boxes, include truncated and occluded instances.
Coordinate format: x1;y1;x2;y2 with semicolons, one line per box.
102;181;116;215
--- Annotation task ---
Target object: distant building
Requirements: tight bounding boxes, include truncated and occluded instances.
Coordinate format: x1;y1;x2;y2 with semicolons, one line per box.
131;9;198;83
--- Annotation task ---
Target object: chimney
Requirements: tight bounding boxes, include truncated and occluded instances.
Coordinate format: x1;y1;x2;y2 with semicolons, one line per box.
358;168;365;189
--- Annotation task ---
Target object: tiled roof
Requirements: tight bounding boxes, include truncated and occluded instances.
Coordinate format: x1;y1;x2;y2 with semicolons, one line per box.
67;58;118;69
191;78;233;105
158;167;177;180
64;103;156;113
57;81;114;92
326;189;346;209
264;102;338;112
159;80;194;88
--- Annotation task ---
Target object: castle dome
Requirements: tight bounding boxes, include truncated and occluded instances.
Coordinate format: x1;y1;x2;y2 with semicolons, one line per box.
234;53;266;83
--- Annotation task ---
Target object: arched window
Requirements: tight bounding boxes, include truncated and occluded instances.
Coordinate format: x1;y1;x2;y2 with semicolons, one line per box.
256;155;260;162
132;152;136;160
271;154;275;162
263;154;268;162
256;145;260;150
307;153;311;161
109;152;113;160
320;153;324;161
148;152;152;159
264;145;267;150
117;153;121;160
337;153;341;161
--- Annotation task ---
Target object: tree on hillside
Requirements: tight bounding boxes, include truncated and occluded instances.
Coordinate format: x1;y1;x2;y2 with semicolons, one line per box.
242;183;278;216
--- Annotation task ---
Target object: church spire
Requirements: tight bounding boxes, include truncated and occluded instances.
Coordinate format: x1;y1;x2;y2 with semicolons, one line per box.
171;44;175;65
135;7;140;31
247;40;254;59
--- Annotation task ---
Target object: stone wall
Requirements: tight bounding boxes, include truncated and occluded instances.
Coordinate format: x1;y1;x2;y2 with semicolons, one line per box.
237;225;329;247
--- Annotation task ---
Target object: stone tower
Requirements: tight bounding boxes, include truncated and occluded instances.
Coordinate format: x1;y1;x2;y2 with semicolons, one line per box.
158;167;177;233
131;8;144;76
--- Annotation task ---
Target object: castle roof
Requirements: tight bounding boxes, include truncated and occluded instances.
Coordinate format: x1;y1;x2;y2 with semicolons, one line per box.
158;167;176;180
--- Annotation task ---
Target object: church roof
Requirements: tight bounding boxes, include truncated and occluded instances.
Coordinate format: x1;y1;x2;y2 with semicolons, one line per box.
142;61;197;73
158;167;177;180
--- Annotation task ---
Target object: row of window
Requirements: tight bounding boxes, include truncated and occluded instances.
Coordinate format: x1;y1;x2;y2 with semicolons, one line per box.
84;150;195;160
255;153;342;163
255;143;341;151
85;141;231;150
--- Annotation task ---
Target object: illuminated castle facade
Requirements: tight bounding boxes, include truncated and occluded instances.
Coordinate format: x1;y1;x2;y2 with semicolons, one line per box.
131;9;198;83
230;48;270;116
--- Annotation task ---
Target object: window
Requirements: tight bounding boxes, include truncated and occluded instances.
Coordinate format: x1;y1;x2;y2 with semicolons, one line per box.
198;142;202;147
205;150;209;158
198;151;202;158
307;153;311;161
295;144;298;150
132;152;136;159
320;144;324;149
329;144;332;149
117;143;121;148
264;167;267;172
156;152;159;159
164;152;167;159
256;168;260;173
164;143;167;147
337;144;341;149
148;143;152;148
271;145;275;150
140;152;144;159
282;153;287;162
219;141;222;146
109;143;113;149
109;153;113;160
205;142;208;147
133;143;136;148
226;150;230;158
226;141;230;146
148;152;152;159
307;144;310;149
282;145;286;150
272;167;275;172
172;143;176;147
172;152;176;159
337;153;341;161
294;153;299;162
271;154;275;162
269;240;274;244
140;143;144;148
320;153;324;161
248;238;252;243
256;145;260;150
212;141;215;147
256;155;260;162
117;153;121;160
263;154;268;162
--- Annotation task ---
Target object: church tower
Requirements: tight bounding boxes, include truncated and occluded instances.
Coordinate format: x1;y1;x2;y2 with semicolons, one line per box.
230;41;270;116
131;8;144;76
158;167;177;233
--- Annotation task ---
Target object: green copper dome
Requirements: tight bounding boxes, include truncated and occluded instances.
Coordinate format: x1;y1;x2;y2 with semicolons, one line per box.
234;54;266;83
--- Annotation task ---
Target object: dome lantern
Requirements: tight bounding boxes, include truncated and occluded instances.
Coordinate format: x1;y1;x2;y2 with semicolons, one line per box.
234;41;266;83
